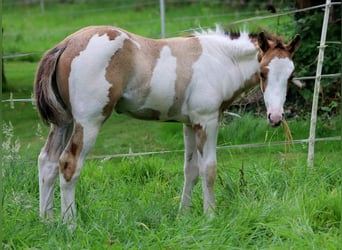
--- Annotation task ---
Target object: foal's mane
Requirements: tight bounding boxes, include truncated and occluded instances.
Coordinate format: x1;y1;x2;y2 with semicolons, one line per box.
193;24;287;48
228;31;286;48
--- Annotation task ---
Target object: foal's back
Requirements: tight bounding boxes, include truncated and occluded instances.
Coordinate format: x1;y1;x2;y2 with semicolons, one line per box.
54;26;204;122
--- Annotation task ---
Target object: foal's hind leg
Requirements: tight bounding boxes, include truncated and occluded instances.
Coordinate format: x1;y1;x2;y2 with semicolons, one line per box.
58;119;103;223
38;124;71;220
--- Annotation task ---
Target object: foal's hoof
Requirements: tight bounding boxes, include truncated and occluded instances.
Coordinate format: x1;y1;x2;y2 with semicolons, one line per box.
205;210;216;221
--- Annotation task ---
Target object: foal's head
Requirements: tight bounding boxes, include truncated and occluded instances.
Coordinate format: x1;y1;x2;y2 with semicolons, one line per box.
257;32;301;127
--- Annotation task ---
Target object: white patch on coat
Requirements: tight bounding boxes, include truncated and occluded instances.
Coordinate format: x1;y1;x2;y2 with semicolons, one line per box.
142;46;177;119
68;31;141;158
69;31;139;123
263;57;294;118
183;33;258;125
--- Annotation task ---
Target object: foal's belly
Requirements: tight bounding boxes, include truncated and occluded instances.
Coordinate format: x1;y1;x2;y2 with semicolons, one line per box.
115;94;189;123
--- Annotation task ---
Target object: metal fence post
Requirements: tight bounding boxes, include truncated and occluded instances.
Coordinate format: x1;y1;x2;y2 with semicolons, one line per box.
160;0;165;38
307;0;332;167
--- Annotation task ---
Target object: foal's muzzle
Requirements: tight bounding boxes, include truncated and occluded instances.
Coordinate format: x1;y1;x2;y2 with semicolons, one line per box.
267;113;284;127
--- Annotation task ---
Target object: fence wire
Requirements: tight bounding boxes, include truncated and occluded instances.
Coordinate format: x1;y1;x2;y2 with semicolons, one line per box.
2;136;340;164
87;136;341;160
2;73;341;104
2;2;341;161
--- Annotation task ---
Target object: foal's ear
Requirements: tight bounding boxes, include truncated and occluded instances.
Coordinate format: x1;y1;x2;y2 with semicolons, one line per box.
258;32;270;52
286;34;301;55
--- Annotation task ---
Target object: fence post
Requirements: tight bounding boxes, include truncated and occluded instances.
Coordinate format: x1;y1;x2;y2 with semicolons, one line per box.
40;0;45;12
307;0;331;167
160;0;165;38
10;92;14;109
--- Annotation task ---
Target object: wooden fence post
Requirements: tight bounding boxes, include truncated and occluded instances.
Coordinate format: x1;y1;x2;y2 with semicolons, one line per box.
10;92;14;109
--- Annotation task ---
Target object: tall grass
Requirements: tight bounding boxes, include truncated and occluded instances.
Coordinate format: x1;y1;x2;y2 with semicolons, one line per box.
2;146;341;248
2;111;341;249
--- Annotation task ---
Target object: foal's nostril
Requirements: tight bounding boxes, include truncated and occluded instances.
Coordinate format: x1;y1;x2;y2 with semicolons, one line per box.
268;113;283;127
273;120;282;127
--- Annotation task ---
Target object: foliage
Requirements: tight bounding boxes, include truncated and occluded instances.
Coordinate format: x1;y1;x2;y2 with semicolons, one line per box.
2;122;21;163
289;11;341;117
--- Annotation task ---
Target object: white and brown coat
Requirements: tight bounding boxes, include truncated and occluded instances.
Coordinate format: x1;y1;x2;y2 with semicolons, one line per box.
35;25;300;222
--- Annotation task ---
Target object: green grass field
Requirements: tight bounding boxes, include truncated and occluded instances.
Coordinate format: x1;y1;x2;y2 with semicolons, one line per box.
2;114;341;248
2;1;341;249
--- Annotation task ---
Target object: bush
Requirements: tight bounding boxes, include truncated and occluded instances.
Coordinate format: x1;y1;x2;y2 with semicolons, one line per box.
289;10;341;117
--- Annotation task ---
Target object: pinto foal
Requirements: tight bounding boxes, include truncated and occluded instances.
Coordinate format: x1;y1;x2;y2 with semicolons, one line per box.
35;26;300;222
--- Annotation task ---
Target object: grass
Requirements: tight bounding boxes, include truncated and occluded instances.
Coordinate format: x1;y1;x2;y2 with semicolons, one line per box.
2;1;341;249
2;1;294;60
2;103;341;248
2;139;341;248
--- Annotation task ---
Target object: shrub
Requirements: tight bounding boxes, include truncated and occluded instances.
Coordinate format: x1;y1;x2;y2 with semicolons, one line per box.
289;10;341;117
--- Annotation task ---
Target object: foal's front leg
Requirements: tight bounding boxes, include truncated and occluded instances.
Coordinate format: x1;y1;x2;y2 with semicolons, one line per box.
180;124;199;211
195;119;218;216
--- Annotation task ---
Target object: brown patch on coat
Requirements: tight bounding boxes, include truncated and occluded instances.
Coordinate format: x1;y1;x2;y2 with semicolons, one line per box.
258;41;293;94
260;47;291;69
167;37;202;117
102;30;170;118
206;162;217;188
59;123;83;182
256;33;300;94
108;34;201;120
131;37;168;105
103;38;138;119
193;124;207;156
109;34;167;119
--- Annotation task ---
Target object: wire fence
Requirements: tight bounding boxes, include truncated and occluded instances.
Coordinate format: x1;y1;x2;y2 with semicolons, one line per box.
2;72;341;104
2;2;340;57
2;1;341;160
1;0;297;9
87;136;341;160
1;9;274;40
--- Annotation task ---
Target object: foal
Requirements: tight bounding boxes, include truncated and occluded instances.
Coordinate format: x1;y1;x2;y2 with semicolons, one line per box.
35;25;300;222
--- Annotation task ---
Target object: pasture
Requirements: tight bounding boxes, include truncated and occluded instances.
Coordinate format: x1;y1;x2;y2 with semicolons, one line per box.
2;1;341;249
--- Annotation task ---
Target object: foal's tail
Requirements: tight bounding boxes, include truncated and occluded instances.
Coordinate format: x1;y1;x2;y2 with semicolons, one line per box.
34;46;70;126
